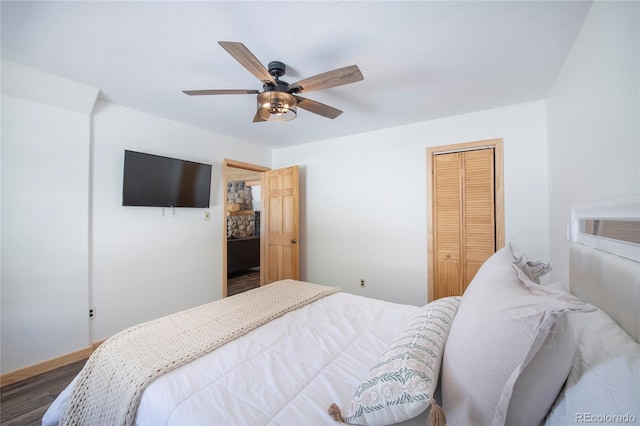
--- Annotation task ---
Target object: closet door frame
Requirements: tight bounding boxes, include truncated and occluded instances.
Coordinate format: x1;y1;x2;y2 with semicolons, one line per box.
426;138;505;302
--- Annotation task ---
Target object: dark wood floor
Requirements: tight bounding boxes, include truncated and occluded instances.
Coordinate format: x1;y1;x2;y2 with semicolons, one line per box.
1;272;260;424
227;267;260;296
1;358;86;426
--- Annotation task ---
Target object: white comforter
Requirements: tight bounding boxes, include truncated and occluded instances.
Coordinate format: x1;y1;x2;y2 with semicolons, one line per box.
44;292;425;425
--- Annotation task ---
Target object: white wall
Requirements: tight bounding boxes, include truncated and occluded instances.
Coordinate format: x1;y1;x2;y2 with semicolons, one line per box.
273;100;549;305
1;62;98;372
91;101;270;341
1;61;271;373
547;1;640;287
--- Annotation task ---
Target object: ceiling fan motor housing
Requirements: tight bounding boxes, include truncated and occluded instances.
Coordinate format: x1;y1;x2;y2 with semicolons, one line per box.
264;80;291;93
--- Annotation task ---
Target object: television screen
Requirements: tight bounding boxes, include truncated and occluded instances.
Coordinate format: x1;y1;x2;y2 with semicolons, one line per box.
122;150;212;208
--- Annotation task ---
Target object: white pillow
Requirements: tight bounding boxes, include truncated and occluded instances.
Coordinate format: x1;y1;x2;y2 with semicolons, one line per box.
344;296;460;425
441;244;591;426
546;306;640;425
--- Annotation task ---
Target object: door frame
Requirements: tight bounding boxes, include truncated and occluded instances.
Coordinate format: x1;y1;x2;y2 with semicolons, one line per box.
426;138;505;302
222;159;270;298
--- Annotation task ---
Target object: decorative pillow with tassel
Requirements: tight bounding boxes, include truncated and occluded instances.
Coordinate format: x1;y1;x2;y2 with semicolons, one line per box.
329;296;460;425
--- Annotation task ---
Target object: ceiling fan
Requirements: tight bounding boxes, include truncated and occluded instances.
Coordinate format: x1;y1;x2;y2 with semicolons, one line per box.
183;41;364;123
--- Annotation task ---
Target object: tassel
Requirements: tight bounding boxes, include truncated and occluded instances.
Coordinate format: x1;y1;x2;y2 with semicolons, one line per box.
328;403;346;423
428;399;446;426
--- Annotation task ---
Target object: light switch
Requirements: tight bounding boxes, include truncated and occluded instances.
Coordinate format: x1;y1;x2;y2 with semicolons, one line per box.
205;211;211;221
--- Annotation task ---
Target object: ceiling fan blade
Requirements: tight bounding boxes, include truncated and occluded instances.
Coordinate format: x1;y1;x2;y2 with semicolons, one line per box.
294;96;343;119
252;111;267;123
289;65;363;93
183;89;259;96
218;41;276;85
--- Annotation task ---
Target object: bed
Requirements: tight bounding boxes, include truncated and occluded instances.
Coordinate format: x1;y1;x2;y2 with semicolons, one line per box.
43;201;640;426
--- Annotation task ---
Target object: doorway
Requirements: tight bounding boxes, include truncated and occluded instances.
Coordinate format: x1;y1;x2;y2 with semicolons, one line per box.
426;139;505;301
223;159;269;297
222;160;301;297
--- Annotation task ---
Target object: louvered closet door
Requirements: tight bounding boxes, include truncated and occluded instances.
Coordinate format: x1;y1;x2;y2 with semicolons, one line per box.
433;153;463;299
433;149;495;299
462;149;496;286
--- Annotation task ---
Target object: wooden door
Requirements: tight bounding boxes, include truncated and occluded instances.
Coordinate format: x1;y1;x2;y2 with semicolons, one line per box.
432;148;496;299
261;166;300;284
462;149;496;285
433;153;463;298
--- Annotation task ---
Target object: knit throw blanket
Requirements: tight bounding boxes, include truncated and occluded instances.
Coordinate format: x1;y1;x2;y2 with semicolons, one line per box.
60;279;340;426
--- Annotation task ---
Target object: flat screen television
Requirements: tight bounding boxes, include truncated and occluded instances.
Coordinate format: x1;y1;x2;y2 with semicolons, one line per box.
122;150;212;208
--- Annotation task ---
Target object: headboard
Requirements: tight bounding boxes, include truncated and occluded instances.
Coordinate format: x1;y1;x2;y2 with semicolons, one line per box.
569;196;640;343
569;243;640;343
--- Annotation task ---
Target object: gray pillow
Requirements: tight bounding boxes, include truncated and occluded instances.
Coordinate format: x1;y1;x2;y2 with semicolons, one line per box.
441;244;591;426
510;239;553;284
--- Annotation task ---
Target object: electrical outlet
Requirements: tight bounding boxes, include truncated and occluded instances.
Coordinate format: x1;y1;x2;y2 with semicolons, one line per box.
360;279;365;288
89;307;95;319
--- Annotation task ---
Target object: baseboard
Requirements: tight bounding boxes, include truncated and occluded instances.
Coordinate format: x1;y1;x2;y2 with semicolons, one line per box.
0;340;106;387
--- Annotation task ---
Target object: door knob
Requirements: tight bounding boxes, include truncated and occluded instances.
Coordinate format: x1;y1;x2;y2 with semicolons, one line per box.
291;239;298;244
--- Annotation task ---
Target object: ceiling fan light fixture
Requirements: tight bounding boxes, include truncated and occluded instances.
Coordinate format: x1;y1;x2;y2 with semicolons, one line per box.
257;91;297;122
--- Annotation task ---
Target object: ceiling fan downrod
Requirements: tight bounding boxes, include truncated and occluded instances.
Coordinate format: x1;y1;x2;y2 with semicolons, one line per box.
264;61;295;94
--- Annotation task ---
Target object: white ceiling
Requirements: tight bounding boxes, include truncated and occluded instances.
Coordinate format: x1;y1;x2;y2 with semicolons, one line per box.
1;1;591;149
